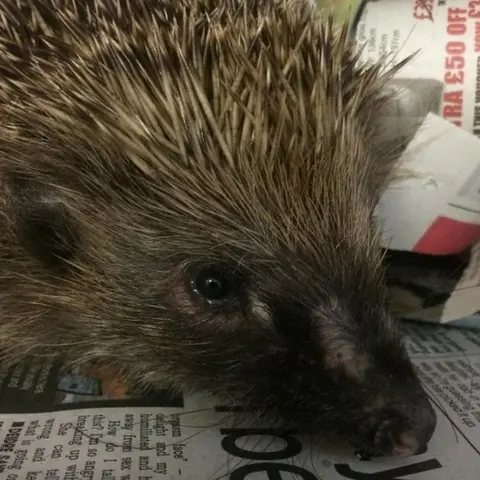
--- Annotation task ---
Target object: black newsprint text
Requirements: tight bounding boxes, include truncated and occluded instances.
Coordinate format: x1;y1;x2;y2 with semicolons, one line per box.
215;407;443;479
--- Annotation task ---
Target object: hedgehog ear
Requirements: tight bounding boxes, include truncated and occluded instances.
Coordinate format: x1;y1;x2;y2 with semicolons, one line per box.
4;171;80;275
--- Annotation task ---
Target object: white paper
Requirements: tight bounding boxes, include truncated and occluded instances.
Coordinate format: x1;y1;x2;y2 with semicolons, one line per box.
336;0;480;326
350;0;480;255
377;113;480;254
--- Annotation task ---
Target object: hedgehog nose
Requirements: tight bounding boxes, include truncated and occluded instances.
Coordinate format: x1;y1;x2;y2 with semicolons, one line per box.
374;396;437;457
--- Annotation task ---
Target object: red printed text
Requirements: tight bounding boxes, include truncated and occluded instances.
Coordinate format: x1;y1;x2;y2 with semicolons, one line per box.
414;0;434;20
443;7;467;126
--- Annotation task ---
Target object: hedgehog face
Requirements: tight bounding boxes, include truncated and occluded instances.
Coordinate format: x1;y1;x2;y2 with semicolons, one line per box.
0;0;435;459
134;234;435;458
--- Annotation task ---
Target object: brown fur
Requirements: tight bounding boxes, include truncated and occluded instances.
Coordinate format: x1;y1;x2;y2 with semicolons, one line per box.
0;0;435;456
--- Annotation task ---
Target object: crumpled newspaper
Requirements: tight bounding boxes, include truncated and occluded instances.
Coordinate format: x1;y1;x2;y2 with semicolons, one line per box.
311;0;480;328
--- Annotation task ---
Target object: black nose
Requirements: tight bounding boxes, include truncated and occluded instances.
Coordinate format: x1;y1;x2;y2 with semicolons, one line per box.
374;395;437;457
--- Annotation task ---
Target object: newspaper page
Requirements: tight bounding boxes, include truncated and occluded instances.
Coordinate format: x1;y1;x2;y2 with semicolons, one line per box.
0;323;480;479
350;0;480;256
348;0;480;254
315;0;480;326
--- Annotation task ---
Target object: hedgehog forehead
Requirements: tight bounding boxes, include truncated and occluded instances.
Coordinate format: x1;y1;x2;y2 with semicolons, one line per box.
155;164;380;268
148;172;381;281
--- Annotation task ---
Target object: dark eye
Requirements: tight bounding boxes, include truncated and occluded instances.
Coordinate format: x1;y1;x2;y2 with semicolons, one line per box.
191;267;235;304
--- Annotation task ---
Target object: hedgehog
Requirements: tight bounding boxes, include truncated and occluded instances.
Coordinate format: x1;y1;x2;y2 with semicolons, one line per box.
0;0;436;458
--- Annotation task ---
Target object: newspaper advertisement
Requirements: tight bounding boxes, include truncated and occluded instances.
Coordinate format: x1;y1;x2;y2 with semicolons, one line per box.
0;322;479;479
313;0;480;326
351;0;480;255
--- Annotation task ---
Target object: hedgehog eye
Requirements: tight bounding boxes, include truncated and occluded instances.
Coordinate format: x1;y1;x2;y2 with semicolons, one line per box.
191;267;234;304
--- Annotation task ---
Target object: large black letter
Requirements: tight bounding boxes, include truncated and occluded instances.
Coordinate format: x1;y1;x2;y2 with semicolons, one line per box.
334;459;442;479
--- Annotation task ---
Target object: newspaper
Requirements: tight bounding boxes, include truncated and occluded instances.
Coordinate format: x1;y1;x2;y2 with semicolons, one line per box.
352;0;480;255
313;0;480;326
0;322;479;479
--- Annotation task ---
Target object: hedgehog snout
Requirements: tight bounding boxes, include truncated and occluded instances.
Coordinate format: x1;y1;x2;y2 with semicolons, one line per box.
372;393;437;457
